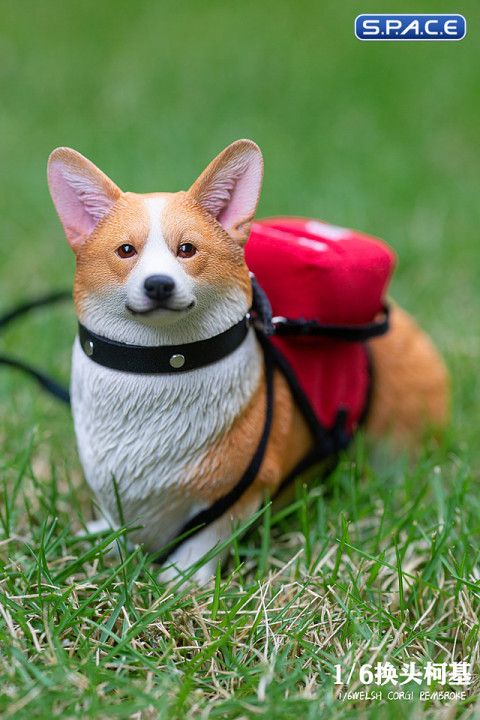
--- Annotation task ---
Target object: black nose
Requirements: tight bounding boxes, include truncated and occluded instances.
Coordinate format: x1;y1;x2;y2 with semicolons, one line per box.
144;275;175;303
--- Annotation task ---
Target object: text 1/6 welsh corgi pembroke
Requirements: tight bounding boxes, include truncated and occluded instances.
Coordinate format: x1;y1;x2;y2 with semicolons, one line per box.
48;140;448;583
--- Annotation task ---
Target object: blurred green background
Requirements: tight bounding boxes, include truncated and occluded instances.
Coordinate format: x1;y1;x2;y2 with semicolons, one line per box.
0;0;479;462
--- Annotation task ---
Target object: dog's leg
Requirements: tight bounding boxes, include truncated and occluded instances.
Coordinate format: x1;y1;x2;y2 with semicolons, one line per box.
366;303;449;448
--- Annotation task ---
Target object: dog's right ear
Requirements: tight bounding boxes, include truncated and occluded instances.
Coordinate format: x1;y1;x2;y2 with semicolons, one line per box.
188;139;264;247
47;148;122;251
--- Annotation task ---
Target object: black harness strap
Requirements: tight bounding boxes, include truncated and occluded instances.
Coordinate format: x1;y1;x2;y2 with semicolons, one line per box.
255;330;352;502
251;275;273;335
272;304;390;342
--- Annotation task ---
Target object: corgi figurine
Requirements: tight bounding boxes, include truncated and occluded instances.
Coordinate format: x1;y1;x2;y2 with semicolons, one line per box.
47;140;449;583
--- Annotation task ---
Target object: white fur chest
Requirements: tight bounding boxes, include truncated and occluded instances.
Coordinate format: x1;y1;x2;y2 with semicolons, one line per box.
71;330;262;551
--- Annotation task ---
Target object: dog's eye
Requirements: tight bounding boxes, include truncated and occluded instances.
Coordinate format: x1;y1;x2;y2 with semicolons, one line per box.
177;243;197;259
116;244;137;259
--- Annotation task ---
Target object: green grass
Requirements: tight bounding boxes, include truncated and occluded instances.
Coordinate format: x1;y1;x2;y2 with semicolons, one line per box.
1;0;480;717
1;440;479;718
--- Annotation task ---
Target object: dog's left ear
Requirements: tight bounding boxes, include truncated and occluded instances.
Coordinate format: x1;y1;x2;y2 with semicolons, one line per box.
188;139;263;247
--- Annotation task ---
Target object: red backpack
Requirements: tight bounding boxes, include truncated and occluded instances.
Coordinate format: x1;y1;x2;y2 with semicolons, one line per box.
245;217;396;438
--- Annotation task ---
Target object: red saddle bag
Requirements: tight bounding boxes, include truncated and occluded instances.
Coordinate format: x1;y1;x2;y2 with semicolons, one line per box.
244;217;396;435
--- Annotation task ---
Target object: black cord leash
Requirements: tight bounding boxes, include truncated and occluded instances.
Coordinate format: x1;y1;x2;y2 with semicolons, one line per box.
0;355;70;405
0;290;72;331
0;291;72;405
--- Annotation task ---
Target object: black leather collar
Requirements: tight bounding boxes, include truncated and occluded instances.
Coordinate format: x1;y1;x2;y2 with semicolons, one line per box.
78;316;251;374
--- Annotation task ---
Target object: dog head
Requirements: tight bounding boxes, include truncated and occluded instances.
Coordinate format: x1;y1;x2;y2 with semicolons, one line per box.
47;140;263;344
